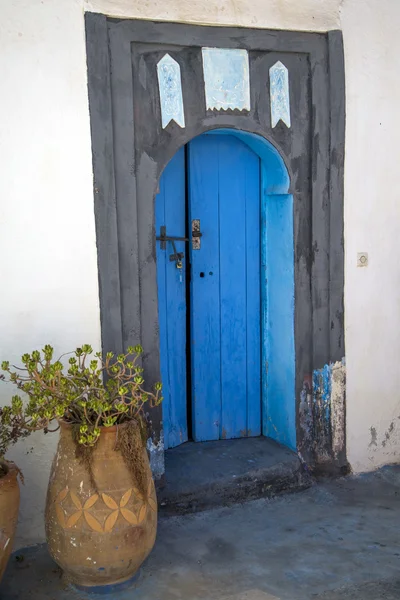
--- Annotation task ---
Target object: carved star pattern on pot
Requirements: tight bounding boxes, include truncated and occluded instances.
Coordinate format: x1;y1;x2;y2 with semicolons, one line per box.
102;488;140;530
55;479;157;534
55;488;102;531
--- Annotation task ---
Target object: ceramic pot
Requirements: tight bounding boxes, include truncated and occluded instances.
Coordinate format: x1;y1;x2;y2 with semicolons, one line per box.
45;421;157;590
0;462;20;583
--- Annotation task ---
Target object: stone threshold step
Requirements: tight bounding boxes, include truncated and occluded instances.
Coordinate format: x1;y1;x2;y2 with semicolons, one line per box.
157;436;313;515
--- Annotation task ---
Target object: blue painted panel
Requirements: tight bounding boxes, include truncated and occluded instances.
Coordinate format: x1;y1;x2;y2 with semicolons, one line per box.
245;150;262;437
219;136;248;438
262;180;296;449
155;147;188;449
189;134;261;441
188;135;221;441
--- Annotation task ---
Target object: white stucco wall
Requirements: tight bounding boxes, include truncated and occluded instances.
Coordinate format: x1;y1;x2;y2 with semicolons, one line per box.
84;0;341;30
0;0;101;546
341;0;400;472
1;0;399;546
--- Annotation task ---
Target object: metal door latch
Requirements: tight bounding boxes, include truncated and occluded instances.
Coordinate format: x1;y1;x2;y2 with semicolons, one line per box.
156;224;202;263
156;225;185;265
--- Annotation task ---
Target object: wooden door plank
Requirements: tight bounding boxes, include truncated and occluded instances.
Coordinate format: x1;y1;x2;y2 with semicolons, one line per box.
156;147;188;449
188;136;221;441
218;136;249;439
155;160;169;445
245;148;262;437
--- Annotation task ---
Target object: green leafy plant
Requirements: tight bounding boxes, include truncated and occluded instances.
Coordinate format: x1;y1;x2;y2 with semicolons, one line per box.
0;344;163;450
0;398;30;476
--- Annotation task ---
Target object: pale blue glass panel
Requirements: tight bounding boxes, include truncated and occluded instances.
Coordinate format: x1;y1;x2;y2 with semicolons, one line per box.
269;61;291;128
157;54;185;129
202;48;250;111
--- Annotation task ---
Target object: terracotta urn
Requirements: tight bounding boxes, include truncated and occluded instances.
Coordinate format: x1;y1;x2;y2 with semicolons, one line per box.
0;462;20;583
45;421;157;590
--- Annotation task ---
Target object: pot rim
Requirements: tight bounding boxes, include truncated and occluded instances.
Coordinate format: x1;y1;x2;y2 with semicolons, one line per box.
58;418;137;434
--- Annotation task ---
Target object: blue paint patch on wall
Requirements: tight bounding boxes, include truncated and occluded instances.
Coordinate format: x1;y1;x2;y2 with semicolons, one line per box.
299;361;347;469
312;364;333;460
313;364;332;421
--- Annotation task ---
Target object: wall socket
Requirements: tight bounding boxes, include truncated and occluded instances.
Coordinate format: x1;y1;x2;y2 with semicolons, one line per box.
357;252;368;267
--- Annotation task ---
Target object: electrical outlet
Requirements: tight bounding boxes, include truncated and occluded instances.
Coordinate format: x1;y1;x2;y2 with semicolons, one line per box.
357;252;368;267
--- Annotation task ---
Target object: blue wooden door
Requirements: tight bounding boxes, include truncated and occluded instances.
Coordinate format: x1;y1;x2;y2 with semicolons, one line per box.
156;147;188;449
189;134;261;441
156;135;261;448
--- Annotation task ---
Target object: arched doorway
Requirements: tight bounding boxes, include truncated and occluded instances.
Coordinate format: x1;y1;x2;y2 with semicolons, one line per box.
156;129;295;451
87;17;346;477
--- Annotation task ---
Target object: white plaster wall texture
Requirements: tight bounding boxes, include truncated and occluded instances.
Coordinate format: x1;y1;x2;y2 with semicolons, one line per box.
341;0;400;473
1;0;399;546
0;0;101;546
84;0;341;31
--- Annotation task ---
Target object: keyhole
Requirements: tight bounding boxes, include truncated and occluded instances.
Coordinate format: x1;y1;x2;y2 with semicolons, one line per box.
200;272;205;278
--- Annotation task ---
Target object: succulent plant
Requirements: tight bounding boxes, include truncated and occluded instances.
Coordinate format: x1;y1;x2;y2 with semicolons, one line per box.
0;344;162;455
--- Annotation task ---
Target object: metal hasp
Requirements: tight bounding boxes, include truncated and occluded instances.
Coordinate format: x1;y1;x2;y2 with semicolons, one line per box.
156;225;184;264
156;224;202;260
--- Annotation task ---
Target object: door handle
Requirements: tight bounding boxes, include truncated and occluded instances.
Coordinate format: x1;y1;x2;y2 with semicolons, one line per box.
192;219;202;250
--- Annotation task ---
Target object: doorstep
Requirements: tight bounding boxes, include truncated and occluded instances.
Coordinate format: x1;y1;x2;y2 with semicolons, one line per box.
157;436;313;514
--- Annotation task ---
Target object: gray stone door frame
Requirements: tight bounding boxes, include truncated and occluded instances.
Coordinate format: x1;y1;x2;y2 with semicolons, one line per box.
85;14;346;477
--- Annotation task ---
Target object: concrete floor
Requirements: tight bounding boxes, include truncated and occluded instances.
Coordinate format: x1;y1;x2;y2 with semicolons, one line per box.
1;466;400;599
